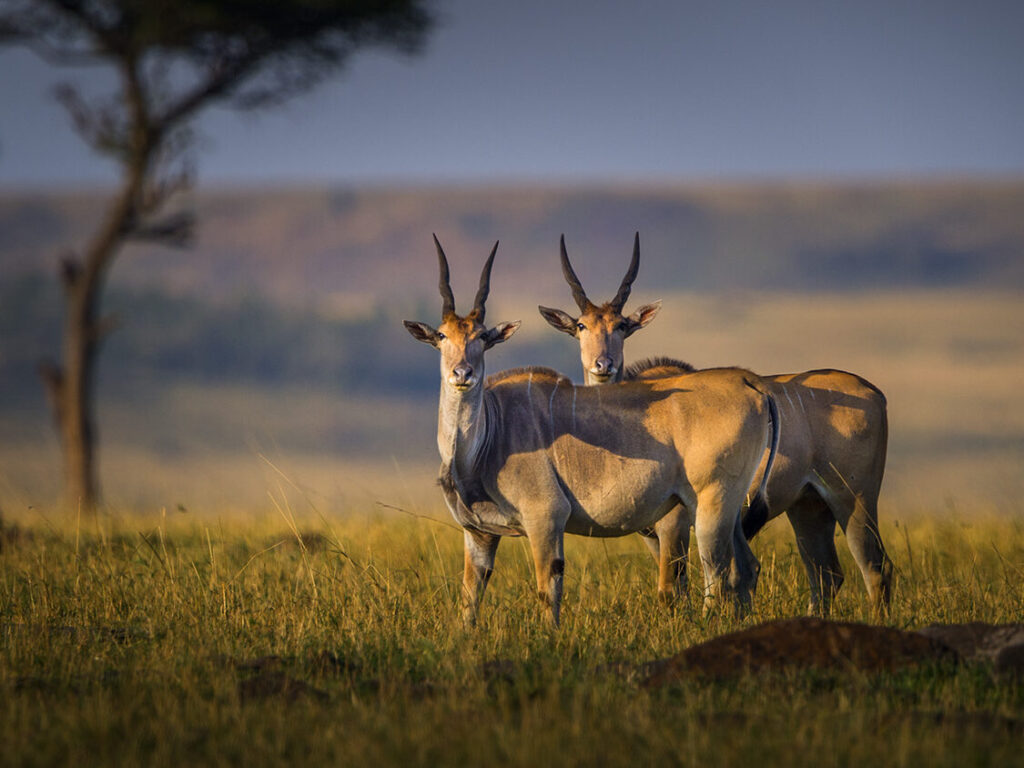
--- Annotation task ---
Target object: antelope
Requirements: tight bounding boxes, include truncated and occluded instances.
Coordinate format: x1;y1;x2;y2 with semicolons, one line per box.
539;234;894;614
404;236;780;626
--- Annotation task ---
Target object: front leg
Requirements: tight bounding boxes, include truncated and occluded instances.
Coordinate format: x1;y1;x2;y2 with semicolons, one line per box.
654;504;692;605
462;529;501;626
524;521;566;627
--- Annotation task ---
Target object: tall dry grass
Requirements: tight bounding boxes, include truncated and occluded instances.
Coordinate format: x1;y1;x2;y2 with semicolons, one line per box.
1;500;1022;767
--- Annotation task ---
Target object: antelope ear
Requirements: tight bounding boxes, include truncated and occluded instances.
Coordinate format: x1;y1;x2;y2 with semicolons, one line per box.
623;301;661;337
538;306;578;336
483;320;520;349
404;320;441;348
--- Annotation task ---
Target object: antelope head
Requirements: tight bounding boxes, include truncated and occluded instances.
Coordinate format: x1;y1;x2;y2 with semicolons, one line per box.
404;235;520;393
538;233;661;384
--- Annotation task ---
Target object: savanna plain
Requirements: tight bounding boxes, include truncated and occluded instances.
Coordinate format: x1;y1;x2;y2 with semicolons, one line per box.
1;508;1023;767
2;287;1023;767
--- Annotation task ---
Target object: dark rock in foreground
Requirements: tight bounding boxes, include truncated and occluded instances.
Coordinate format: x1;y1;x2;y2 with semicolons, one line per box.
917;623;1024;677
642;617;957;687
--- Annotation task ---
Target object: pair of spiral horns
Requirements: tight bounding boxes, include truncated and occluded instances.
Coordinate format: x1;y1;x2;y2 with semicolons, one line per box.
433;232;640;319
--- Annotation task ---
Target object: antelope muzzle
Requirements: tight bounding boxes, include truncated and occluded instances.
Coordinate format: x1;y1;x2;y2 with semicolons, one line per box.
449;363;476;390
589;355;617;382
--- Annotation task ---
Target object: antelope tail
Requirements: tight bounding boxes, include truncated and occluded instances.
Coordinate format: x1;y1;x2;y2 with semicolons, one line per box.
742;387;780;540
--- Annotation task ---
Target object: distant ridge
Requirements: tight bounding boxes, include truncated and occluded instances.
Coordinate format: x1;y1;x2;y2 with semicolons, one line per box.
2;179;1022;304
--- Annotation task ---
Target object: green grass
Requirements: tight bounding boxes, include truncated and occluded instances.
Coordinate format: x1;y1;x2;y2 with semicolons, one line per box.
1;505;1022;767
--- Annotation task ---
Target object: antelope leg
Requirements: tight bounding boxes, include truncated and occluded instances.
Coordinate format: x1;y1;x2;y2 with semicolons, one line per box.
729;511;760;615
654;503;692;604
525;524;566;627
828;490;893;615
786;493;843;616
639;531;660;563
461;529;501;626
695;483;756;616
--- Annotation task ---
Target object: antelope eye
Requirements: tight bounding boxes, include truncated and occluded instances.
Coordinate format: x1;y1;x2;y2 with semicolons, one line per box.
576;322;586;332
437;332;446;340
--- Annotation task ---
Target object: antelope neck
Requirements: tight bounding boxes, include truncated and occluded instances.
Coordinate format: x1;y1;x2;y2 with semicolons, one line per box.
437;378;490;484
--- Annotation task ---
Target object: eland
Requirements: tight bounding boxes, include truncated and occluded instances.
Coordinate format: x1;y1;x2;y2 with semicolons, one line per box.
539;234;893;614
404;237;780;626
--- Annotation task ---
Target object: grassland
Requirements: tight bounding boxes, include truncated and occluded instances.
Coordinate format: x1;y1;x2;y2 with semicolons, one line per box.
4;175;1023;765
1;282;1021;765
1;501;1022;767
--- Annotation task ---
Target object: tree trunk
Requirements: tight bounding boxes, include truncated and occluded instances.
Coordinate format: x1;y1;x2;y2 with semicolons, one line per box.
37;54;167;513
41;266;103;512
62;286;100;510
39;161;143;512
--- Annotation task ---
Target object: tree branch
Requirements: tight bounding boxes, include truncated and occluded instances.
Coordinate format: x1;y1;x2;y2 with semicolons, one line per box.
9;35;100;65
54;84;129;157
59;251;82;291
127;210;195;248
158;47;270;127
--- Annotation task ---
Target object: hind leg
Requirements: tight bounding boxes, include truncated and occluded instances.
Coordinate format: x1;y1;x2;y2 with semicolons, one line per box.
654;504;692;604
813;474;893;614
786;491;843;615
730;512;760;605
639;531;660;562
828;491;892;614
695;485;756;616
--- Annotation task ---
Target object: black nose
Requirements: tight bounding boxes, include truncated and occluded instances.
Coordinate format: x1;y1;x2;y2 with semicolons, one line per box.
594;356;614;374
452;364;474;385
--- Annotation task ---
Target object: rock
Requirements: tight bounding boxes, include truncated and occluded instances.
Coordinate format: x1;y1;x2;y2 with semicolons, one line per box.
916;623;1024;676
995;643;1024;677
643;617;957;687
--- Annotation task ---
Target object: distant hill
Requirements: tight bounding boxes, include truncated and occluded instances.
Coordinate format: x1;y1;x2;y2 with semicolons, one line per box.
2;179;1022;308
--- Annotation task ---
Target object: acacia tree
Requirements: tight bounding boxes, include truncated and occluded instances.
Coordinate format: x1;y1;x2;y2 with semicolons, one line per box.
0;0;432;512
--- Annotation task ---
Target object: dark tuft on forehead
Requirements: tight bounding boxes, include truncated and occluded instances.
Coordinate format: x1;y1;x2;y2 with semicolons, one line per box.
440;314;484;333
577;302;625;321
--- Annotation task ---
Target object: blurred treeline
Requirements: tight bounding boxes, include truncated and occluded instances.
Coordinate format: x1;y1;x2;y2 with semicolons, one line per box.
0;272;566;404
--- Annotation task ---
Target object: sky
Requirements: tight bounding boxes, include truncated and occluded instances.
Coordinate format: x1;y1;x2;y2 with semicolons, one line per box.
1;0;1022;187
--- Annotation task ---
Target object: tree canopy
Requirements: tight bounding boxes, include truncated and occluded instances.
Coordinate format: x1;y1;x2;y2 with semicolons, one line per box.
0;0;434;510
1;0;432;164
